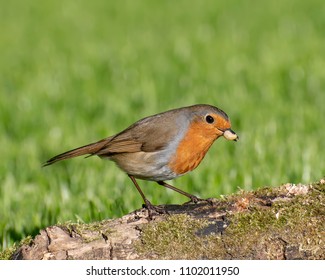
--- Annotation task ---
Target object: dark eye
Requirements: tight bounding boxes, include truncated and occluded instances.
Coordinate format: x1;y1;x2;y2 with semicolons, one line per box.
205;115;214;124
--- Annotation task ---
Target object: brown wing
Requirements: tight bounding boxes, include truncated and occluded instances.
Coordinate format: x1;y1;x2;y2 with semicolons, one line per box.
44;108;188;165
94;112;183;155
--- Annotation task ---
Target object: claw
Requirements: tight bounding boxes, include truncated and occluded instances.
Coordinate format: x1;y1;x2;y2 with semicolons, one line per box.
183;197;214;206
143;199;168;219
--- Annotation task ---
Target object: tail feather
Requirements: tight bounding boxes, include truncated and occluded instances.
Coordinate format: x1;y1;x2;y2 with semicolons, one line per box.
43;138;109;167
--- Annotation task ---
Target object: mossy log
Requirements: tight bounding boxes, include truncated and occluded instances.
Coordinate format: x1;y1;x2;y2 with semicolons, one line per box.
10;179;325;260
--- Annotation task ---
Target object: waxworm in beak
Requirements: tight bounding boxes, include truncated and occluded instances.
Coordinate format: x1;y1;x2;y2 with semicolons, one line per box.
223;129;239;141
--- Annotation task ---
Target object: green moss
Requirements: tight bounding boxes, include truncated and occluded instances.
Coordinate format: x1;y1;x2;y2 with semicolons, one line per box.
136;214;210;259
219;205;323;258
0;236;32;260
137;183;325;259
209;183;324;259
61;220;112;243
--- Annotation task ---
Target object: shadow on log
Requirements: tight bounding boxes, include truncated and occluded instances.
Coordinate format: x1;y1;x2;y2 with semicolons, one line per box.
10;179;325;260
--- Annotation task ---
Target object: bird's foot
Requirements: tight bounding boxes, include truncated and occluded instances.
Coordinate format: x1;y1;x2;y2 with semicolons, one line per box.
183;195;202;204
183;196;215;205
143;199;168;219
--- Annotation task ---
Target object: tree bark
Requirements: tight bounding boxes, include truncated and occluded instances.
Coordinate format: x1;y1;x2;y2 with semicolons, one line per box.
12;179;325;260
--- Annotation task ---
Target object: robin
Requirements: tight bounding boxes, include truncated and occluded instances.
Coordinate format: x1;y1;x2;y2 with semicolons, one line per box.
44;104;238;215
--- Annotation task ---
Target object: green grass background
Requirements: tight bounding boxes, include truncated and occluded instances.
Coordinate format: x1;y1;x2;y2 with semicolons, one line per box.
1;0;324;251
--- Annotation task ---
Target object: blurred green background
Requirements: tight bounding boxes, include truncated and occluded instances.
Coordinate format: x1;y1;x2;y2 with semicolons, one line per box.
1;0;324;251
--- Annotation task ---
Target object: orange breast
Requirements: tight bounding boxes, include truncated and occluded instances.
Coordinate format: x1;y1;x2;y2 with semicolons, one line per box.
168;121;219;175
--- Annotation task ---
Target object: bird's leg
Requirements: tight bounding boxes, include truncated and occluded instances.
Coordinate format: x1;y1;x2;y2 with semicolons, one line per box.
128;175;167;217
157;181;202;204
